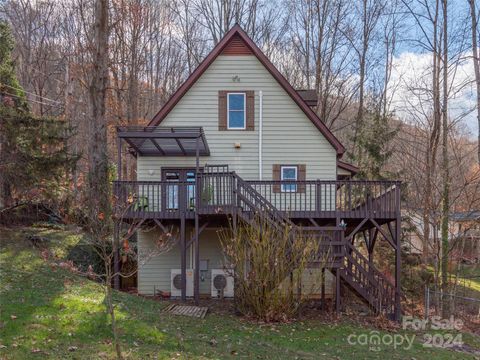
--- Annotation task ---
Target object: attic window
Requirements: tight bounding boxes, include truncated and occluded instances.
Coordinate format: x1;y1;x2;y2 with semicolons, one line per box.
219;90;254;131
227;93;246;129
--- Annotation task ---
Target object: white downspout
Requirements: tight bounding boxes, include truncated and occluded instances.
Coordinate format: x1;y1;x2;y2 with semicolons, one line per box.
259;90;263;180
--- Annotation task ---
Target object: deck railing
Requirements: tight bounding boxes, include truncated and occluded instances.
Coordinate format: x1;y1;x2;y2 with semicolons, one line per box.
246;179;400;218
113;173;400;219
113;180;196;219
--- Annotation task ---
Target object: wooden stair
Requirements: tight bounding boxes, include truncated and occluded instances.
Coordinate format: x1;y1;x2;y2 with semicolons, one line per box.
335;242;397;318
200;165;398;317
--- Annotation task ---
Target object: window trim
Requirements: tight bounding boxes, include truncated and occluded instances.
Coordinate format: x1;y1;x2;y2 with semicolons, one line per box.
280;165;298;193
227;92;246;130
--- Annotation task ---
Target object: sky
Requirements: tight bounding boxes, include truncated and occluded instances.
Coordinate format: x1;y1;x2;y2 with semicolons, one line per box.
386;0;478;138
388;51;477;137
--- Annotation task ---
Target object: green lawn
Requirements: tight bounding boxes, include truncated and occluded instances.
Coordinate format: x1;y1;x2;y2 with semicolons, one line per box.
457;264;480;293
0;226;478;359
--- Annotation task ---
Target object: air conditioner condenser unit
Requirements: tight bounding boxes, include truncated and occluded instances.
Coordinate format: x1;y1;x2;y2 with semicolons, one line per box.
170;269;193;297
211;269;234;298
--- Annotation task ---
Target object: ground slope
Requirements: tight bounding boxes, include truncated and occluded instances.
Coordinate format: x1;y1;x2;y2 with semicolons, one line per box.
0;226;477;359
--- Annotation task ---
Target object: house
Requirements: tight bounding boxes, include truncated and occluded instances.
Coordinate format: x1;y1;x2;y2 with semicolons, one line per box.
405;210;480;263
113;25;402;320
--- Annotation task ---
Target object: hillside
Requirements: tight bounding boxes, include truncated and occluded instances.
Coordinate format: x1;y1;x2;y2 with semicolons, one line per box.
0;226;479;359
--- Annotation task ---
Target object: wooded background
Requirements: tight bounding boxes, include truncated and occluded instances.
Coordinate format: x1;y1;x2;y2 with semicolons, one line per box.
0;0;479;299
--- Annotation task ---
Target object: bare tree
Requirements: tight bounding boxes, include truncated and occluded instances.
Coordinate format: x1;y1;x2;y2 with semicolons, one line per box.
350;0;385;156
88;0;110;215
286;0;357;130
440;0;449;311
468;0;480;164
1;0;66;117
82;199;176;359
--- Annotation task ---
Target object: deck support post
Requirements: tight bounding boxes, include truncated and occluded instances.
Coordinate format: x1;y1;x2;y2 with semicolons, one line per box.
113;221;120;290
321;268;326;310
194;136;200;305
335;269;341;314
180;216;186;301
395;216;401;321
117;136;122;181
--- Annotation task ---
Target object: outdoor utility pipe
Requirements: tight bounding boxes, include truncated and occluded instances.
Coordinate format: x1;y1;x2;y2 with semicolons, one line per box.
259;90;263;180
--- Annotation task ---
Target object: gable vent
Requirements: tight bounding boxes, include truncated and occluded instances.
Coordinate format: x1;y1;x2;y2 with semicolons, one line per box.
221;34;253;55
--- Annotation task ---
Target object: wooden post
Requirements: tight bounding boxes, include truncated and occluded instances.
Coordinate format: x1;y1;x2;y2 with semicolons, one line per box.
321;268;326;310
395;215;402;321
117;136;122;181
335;270;341;314
393;184;402;321
194;136;200;304
180;216;186;301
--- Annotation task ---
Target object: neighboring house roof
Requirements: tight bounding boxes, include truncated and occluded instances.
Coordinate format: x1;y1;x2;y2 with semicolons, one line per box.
450;211;480;222
148;24;346;156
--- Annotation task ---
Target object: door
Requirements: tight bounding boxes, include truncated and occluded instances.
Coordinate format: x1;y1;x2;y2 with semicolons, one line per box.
162;169;196;210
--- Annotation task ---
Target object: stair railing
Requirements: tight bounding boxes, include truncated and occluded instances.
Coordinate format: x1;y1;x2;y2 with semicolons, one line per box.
342;241;396;315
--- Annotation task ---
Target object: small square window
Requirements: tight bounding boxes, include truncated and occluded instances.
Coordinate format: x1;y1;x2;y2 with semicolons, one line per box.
281;166;297;192
227;93;246;129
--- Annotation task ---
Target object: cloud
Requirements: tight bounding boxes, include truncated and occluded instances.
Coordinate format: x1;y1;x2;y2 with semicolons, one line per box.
387;51;477;137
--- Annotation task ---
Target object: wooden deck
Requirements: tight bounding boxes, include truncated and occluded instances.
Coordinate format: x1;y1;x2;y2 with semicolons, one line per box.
113;169;402;320
113;174;401;222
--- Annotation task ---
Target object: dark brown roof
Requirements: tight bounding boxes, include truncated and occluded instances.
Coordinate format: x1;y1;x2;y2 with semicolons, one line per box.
337;160;359;175
296;89;318;107
148;25;345;156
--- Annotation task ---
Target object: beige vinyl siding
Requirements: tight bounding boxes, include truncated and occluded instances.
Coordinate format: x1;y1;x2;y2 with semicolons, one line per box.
301;269;335;298
137;55;336;182
137;54;338;295
138;227;225;296
137;228;186;295
138;225;335;297
198;229;225;295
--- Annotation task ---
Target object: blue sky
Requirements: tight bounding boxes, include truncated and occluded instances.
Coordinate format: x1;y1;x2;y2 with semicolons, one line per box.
386;0;478;137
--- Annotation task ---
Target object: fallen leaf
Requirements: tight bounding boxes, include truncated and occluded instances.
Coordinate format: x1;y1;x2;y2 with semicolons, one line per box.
10;315;17;320
68;346;78;352
209;337;217;347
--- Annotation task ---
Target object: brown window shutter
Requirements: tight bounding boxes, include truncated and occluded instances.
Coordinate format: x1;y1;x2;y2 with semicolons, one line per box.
246;90;255;131
298;164;306;193
273;164;281;193
218;91;227;130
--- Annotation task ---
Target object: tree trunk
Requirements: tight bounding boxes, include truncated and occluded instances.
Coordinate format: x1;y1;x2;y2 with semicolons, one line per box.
469;0;480;164
105;272;123;360
440;0;450;317
353;0;368;156
88;0;111;216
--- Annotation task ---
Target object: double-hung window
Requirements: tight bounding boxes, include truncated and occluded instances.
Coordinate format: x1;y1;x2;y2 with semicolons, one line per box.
227;93;246;129
281;166;298;192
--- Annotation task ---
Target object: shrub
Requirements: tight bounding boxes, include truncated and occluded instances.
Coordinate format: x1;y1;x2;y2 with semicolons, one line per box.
219;216;328;322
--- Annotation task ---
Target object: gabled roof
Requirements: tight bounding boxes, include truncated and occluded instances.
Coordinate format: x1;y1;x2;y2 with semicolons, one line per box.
148;25;345;156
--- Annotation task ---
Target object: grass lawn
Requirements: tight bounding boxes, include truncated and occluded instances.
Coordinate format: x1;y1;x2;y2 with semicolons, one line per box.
1;226;479;359
457;264;480;293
